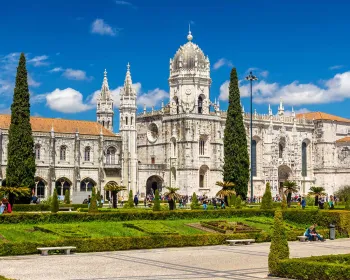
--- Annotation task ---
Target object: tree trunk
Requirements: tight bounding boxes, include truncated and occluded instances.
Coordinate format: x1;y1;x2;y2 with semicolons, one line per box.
315;195;319;206
169;199;174;210
287;192;292;208
112;192;117;209
224;196;229;206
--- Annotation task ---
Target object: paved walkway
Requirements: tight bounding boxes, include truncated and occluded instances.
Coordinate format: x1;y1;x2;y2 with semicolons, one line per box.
1;239;350;280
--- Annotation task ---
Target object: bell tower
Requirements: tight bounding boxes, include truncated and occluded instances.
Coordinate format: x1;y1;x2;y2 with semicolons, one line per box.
96;69;114;131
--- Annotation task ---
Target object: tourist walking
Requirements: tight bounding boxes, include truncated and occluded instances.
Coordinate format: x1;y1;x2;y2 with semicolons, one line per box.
134;195;139;207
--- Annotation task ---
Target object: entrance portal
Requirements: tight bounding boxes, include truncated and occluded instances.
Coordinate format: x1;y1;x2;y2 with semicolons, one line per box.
278;165;292;196
146;175;163;195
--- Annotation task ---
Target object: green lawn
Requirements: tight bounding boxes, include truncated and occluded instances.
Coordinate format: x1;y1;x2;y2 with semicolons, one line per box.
0;217;313;244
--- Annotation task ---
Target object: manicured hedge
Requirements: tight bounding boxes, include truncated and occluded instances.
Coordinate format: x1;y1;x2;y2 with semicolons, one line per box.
275;254;350;280
0;230;321;257
12;204;88;212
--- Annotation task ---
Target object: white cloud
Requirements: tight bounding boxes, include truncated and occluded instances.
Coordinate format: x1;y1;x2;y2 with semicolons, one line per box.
46;88;93;113
28;55;49;67
115;0;132;5
329;65;344;70
285;108;310;116
260;70;269;78
219;71;350;106
91;19;118;36
62;68;90;80
28;74;41;87
0;53;20;95
213;58;233;70
49;67;63;73
137;88;168;107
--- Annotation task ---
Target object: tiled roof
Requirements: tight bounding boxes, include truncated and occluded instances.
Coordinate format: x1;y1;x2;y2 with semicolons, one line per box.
296;112;350;123
0;114;116;137
336;137;350;143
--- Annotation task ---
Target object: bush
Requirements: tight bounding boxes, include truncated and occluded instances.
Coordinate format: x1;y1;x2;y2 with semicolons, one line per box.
281;194;287;210
153;190;161;211
51;189;59;213
12;204;88;212
64;189;70;204
229;194;236;208
96;190;101;206
275;254;350;280
124;190;134;209
191;193;200;210
345;199;350;210
261;182;273;210
268;210;289;275
88;187;98;213
235;195;242;209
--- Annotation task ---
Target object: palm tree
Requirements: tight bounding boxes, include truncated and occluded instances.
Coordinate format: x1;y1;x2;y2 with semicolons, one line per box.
163;187;181;210
283;180;298;208
308;186;326;206
0;186;30;208
104;182;126;208
215;181;235;206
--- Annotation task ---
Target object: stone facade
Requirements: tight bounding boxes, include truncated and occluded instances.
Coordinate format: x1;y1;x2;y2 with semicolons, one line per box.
1;31;350;201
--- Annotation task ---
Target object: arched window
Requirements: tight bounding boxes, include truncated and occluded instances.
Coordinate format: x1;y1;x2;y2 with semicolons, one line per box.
171;139;176;157
60;146;67;161
102;120;105;127
106;121;110;128
125;117;128;125
199;139;205;156
302;142;307;176
279;143;284;158
198;96;203;114
199;165;209;189
80;178;95;191
131;116;133;125
252;140;257;177
106;147;116;164
84;146;91;161
35;144;41;160
174;97;179;114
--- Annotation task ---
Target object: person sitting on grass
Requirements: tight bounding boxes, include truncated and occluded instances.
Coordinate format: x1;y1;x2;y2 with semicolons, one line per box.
304;224;325;242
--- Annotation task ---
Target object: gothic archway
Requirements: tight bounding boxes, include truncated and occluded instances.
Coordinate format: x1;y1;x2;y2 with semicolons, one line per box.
146;175;163;195
55;177;72;197
278;165;292;195
80;177;96;191
35;177;47;198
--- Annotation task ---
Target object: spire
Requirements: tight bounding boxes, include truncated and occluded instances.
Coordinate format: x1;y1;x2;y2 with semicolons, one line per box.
268;104;272;116
122;62;134;97
100;69;111;100
278;98;284;115
292;106;295;118
187;24;193;41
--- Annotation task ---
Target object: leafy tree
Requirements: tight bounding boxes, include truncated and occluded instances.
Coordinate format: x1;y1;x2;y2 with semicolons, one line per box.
0;186;30;209
223;68;250;199
164;187;181;210
283;180;298;208
335;185;350;202
88;187;98;213
51;189;59;213
229;194;236;207
308;186;326;206
215;181;236;206
191;192;200;210
104;182;126;208
345;199;350;210
268;210;290;275
235;195;242;209
6;53;36;206
153;189;161;211
64;189;70;204
261;182;273;210
123;190;134;208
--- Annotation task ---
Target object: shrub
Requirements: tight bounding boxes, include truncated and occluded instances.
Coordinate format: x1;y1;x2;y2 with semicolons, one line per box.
268;210;289;275
88;187;98;213
51;189;59;213
124;190;134;209
12;204;88;212
191;193;200;210
261;182;273;210
274;254;350;280
345;199;350;210
153;189;161;211
64;189;70;204
281;194;287;210
235;195;242;209
229;194;236;207
96;190;102;206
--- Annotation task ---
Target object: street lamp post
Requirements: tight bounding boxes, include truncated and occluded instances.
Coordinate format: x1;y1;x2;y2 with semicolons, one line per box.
245;71;258;203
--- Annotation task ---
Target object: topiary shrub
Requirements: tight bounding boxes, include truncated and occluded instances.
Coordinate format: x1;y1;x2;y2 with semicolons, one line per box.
51;189;59;213
96;190;102;206
191;192;200;210
153;189;161;211
235;195;242;209
229;194;236;208
88;187;99;213
124;190;134;208
261;182;273;210
64;189;70;205
268;210;290;275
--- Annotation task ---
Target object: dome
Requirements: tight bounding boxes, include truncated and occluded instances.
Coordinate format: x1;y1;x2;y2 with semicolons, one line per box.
172;31;208;71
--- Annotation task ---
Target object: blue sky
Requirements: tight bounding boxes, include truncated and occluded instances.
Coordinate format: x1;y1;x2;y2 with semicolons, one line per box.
1;0;350;132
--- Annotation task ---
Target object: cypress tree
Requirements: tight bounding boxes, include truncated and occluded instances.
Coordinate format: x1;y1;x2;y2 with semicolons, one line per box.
235;195;242;209
153;189;161;211
88;187;98;213
64;189;70;204
6;53;35;205
96;190;101;206
191;192;200;210
124;190;134;208
51;189;59;213
268;210;290;275
281;194;287;210
223;68;249;199
229;194;236;207
261;182;273;210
